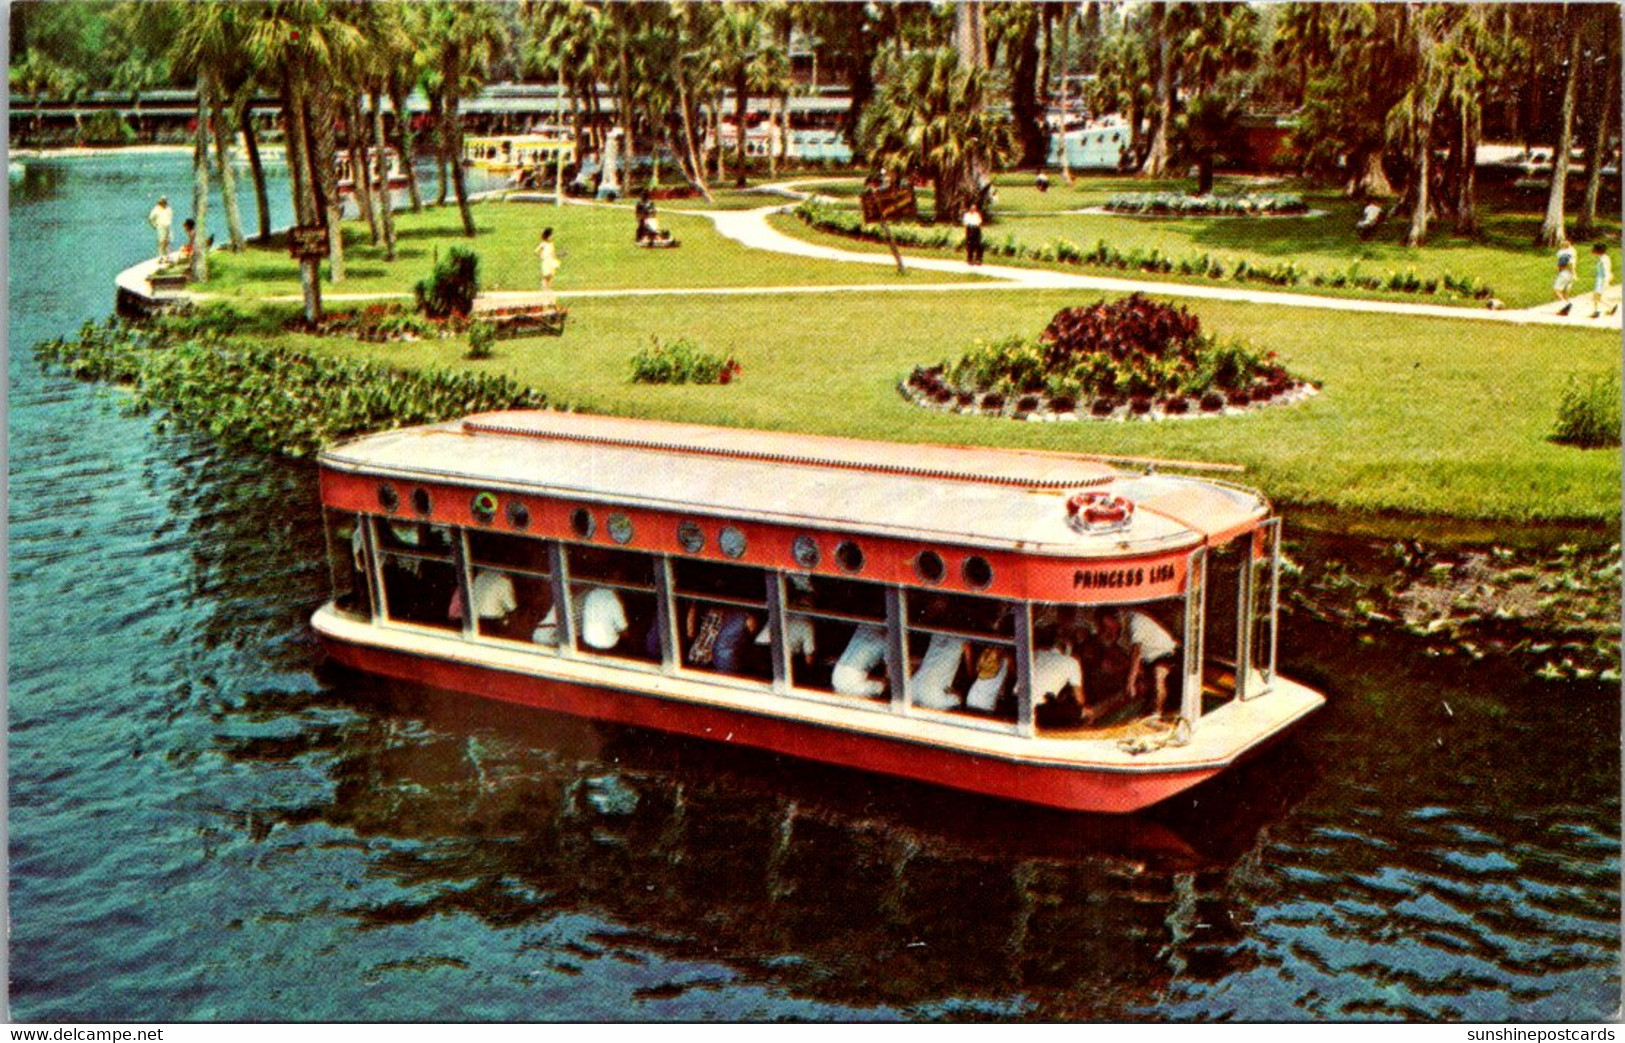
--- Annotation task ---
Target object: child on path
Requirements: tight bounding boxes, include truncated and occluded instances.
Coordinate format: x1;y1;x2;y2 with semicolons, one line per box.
1590;242;1615;318
1554;238;1577;315
534;227;560;306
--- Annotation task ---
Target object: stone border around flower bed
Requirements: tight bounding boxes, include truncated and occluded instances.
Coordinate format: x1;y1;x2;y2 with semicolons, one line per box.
897;377;1319;423
1075;206;1329;220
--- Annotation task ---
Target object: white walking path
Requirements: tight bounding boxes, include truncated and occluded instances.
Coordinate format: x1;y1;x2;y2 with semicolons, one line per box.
128;178;1621;330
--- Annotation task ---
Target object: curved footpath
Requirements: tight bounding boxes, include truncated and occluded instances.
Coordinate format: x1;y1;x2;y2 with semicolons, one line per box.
120;178;1622;330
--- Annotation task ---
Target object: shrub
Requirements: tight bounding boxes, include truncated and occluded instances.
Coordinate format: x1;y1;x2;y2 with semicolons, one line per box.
629;336;736;385
415;247;480;318
1164;397;1190;415
1552;373;1622;448
466;321;496;360
83;110;135;145
1200;391;1226;412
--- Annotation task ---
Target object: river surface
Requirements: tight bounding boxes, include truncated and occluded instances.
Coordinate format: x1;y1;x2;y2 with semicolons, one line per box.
8;153;1620;1022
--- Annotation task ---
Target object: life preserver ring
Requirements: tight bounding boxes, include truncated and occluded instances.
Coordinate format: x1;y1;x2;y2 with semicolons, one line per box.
1066;491;1133;531
471;491;499;519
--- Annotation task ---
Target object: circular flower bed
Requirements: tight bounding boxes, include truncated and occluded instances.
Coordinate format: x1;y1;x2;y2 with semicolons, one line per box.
899;294;1317;422
1103;191;1311;217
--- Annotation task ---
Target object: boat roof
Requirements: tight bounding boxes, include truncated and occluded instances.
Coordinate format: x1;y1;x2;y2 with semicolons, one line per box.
319;411;1267;555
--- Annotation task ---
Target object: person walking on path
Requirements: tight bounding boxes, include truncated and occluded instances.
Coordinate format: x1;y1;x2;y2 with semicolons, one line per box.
962;205;984;266
148;196;174;262
1553;237;1577;315
534;227;561;306
1590;242;1616;318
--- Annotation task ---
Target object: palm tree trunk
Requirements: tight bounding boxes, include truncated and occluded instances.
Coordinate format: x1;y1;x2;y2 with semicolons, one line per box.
1538;12;1582;246
190;76;212;283
448;94;477;237
306;66;345;284
429;91;449;206
371;89;398;261
713;92;726;183
1141;2;1173;178
284;69;323;324
734;71;749;188
347;98;379;244
675;72;713;201
239;99;272;242
1575;31;1616;239
210;87;246;251
1058;8;1073;185
388;82;424;213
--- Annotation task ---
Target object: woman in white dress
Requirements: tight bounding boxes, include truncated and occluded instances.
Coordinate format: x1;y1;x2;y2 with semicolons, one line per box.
534;227;561;305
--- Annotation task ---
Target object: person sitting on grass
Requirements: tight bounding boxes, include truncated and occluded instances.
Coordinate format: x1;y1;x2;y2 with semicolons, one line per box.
1356;201;1384;240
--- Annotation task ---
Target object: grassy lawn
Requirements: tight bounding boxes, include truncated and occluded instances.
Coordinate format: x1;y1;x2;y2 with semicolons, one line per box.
197;198;983;303
787;172;1621;309
271;288;1620;524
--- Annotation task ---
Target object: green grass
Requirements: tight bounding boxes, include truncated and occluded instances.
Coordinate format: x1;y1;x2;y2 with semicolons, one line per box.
269;288;1619;524
198;198;983;303
790;172;1621;309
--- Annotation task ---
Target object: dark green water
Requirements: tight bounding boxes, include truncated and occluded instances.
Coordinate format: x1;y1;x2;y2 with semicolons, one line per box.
8;153;1620;1021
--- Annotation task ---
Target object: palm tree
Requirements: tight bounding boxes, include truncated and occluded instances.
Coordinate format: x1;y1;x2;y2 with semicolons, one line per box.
860;47;1017;222
710;3;764;188
1574;8;1621;239
246;0;364;319
423;0;509;237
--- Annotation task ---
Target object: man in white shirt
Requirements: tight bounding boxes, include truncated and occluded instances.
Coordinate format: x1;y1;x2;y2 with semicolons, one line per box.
756;613;816;664
1101;608;1179;720
577;586;628;650
471;569;518;626
148;196;174;261
910;633;966;710
831;625;887;697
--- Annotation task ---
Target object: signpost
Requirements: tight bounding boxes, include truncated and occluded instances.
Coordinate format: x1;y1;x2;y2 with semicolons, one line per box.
288;225;330;260
859;184;918;275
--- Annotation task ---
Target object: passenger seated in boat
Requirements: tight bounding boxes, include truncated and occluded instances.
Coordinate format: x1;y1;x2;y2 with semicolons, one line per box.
449;568;519;636
685;603;760;674
1099;608;1179;721
532;585;628;651
831;624;888;697
964;644;1010;713
1032;629;1086;727
757;612;815;667
910;631;967;710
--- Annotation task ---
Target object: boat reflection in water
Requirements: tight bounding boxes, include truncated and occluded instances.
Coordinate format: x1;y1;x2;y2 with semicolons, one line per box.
273;666;1316;1018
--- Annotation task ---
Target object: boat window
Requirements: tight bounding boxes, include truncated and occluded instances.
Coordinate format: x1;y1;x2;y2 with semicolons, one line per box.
324;510;373;620
783;574;889;701
465;530;554;644
377;521;459;631
1033;599;1187;732
672;559;771;681
905;592;1018;722
561;545;659;663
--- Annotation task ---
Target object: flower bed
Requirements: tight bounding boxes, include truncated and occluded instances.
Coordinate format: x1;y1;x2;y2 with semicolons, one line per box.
630;336;741;385
1103;191;1310;216
900;294;1316;422
794;200;1496;301
287;302;567;342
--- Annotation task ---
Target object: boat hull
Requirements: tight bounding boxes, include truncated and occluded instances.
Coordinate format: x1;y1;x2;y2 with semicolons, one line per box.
313;621;1301;814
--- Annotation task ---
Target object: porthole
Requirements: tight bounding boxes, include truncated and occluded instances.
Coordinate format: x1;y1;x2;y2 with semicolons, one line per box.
571;507;596;539
607;512;634;545
377;483;399;513
411;488;432;517
915;550;946;584
834;540;865;574
719;525;748;560
677;520;705;553
792;535;820;570
471;491;498;524
506;500;530;529
962;555;994;589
